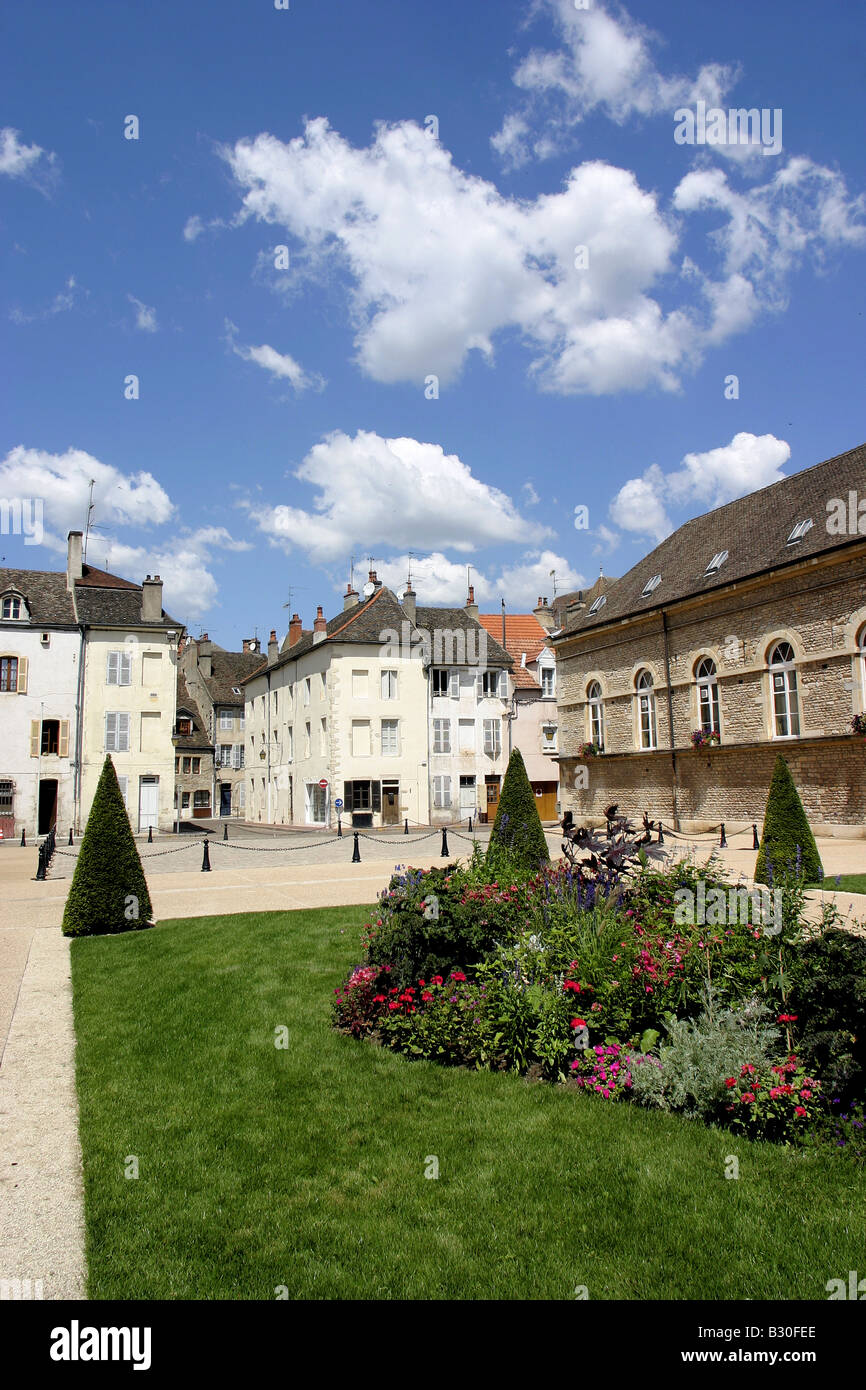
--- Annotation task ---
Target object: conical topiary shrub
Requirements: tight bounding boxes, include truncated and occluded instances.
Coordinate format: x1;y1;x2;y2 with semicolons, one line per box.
487;747;550;873
62;755;154;936
754;754;823;886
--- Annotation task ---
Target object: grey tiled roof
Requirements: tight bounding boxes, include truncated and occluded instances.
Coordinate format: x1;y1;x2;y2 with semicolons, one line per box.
174;674;214;752
201;650;267;706
243;586;512;680
0;569;77;626
556;442;866;639
73;581;181;630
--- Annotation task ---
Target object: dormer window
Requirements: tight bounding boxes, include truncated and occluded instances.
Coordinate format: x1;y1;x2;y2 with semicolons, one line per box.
588;594;606;615
641;575;662;597
705;551;728;576
786;519;813;545
176;713;192;736
1;594;27;621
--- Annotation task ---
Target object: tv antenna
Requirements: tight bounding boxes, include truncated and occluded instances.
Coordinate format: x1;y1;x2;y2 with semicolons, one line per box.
281;585;306;612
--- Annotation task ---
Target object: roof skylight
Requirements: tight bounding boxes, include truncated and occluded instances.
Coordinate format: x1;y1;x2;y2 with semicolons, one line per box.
641;574;662;596
705;550;728;575
588;594;607;615
786;519;813;545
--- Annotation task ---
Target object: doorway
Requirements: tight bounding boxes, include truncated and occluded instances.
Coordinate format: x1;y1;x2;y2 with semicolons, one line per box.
38;779;57;834
485;775;500;815
138;776;159;832
220;783;232;817
382;779;400;825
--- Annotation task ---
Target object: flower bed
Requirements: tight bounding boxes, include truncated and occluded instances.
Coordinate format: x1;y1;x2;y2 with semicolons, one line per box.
332;843;866;1155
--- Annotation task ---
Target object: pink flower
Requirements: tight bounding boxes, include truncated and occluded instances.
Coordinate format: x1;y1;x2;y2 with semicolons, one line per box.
794;1106;807;1117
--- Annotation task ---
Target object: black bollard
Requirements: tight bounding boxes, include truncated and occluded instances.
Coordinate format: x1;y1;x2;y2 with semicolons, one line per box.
223;821;228;841
752;823;759;850
20;829;26;847
441;827;449;857
337;816;342;838
35;842;45;881
202;839;211;872
719;823;727;848
148;825;153;844
657;821;664;845
404;817;409;836
68;828;73;847
352;832;361;863
468;815;473;834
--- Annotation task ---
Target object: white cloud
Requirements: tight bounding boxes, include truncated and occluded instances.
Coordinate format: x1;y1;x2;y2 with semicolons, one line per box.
522;481;540;506
183;215;204;242
591;523;621;556
0;446;251;619
608;432;791;542
501;2;734;134
128;294;158;332
244;430;551;564
0;127;54;180
10;275;85;325
225;120;701;395
374;549;583;611
225;318;323;392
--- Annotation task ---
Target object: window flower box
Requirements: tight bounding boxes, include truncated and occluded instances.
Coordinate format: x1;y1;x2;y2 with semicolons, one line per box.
577;741;601;758
851;713;866;738
691;728;721;749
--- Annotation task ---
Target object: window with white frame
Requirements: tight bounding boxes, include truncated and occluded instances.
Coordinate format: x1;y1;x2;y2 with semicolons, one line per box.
237;781;246;809
769;642;800;737
695;657;721;736
381;669;398;700
540;665;555;699
636;670;657;750
432;775;451;809
433;718;451;754
239;712;245;731
106;650;132;685
1;596;24;620
233;744;245;769
219;709;233;730
105;711;131;752
482;718;501;756
219;745;232;767
381;718;399;756
541;723;557;753
431;668;449;697
480;669;506;697
587;680;605;750
116;775;128;810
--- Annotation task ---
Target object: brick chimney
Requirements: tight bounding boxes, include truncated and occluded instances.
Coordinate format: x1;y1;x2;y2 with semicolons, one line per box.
401;583;416;624
141;574;163;623
288;613;303;647
66;531;83;591
533;595;555;633
343;583;359;611
242;637;261;654
313;606;327;643
368;569;381;592
464;584;479;621
267;629;279;664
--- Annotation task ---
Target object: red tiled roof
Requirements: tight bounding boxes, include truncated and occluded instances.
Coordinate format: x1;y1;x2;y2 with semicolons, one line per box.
478;614;549;689
76;565;140;590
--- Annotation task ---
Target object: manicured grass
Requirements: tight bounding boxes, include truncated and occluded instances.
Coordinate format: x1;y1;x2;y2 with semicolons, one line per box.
807;874;866;895
71;907;865;1300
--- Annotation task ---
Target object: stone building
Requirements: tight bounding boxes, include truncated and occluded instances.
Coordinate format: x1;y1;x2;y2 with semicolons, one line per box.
555;443;866;836
479;606;559;820
173;674;215;822
179;636;263;818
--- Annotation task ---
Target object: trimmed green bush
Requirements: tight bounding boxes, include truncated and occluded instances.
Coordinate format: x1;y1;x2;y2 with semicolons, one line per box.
754;754;822;886
62;756;153;936
487;747;550;873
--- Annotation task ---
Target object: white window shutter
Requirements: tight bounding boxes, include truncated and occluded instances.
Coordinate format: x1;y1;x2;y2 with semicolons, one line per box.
17;656;28;693
498;669;507;698
121;652;132;686
30;719;40;757
105;712;116;750
107;651;117;684
449;670;459;698
119;713;130;751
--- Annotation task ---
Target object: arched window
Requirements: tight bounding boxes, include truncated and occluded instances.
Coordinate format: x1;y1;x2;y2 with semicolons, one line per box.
587;680;605;750
695;656;720;736
2;595;23;621
636;669;657;750
0;656;19;693
769;641;800;738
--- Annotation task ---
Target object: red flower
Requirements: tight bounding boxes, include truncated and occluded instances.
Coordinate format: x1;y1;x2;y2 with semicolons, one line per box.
421;991;433;1002
740;1092;756;1103
777;1014;798;1023
725;1077;737;1088
794;1106;807;1117
571;1018;587;1029
450;971;467;982
431;975;443;986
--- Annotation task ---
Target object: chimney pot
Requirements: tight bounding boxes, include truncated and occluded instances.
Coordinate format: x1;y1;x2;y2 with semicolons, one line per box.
141;574;163;624
288;613;303;647
66;531;83;591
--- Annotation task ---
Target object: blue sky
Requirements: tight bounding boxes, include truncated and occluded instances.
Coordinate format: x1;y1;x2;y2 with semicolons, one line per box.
2;0;863;646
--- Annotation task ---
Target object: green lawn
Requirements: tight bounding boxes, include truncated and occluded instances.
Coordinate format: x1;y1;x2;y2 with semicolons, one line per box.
71;906;864;1300
808;874;866;894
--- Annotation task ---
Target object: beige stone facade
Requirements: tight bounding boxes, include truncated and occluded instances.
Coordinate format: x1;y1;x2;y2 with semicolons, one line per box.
557;508;866;836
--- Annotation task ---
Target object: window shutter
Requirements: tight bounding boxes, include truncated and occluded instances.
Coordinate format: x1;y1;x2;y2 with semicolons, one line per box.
121;652;132;685
105;712;116;750
475;670;483;698
371;781;381;814
119;712;130;751
344;781;353;809
450;670;459;699
59;720;70;758
17;656;28;693
30;720;40;757
498;669;507;698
